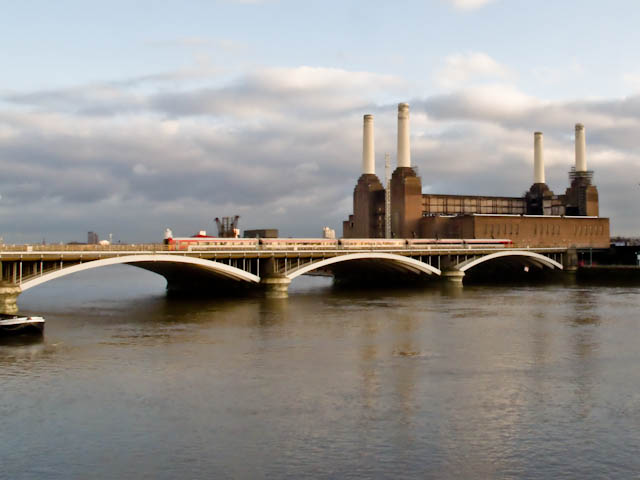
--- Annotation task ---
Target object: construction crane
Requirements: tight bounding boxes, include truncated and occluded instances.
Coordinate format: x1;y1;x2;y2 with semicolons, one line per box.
214;216;240;238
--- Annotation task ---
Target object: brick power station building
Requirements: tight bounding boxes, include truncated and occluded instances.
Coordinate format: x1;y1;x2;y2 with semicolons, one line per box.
343;103;610;249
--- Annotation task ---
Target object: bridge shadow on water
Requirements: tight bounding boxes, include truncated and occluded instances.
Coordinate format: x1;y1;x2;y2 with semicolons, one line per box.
0;333;44;347
14;262;639;347
462;267;568;286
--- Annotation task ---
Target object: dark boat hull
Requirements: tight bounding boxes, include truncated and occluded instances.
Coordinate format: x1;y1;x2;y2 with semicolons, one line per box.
0;315;45;337
0;322;44;337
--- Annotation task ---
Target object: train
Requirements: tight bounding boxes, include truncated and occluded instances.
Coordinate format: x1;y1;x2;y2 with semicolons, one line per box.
163;231;513;251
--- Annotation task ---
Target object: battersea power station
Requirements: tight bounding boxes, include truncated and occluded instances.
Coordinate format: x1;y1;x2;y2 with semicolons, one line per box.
343;103;610;249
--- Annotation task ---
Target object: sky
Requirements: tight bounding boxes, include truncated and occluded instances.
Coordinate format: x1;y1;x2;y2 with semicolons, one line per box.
1;0;639;243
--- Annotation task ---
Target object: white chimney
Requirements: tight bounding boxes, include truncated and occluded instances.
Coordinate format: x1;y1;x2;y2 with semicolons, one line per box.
397;103;411;168
534;132;545;184
575;123;587;172
362;114;375;174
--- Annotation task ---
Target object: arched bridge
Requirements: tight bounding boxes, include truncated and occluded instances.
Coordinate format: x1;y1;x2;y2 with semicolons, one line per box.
0;243;570;314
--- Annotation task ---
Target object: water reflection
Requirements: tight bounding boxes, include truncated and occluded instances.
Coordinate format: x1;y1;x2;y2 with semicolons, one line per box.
2;269;640;478
0;333;44;348
566;288;601;326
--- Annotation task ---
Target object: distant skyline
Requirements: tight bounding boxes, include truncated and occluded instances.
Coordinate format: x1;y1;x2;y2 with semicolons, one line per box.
1;0;639;243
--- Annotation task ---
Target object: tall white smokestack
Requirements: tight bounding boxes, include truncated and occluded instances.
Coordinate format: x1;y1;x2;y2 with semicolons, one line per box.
575;123;587;172
362;114;375;174
534;131;545;184
397;103;411;168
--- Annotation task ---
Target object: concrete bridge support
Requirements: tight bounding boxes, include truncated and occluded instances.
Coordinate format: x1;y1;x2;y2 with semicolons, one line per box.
0;282;21;315
260;275;291;298
564;247;578;273
441;269;465;283
439;255;465;283
259;257;291;298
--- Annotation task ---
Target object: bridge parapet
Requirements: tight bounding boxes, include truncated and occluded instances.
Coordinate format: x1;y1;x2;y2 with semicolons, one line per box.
0;244;571;313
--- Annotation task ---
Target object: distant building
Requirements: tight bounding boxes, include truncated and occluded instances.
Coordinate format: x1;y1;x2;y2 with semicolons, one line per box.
343;104;609;249
244;229;278;238
88;231;99;245
322;227;336;239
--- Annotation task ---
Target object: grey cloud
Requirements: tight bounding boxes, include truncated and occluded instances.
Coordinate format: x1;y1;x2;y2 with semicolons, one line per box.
1;69;639;243
4;67;401;120
420;91;640;150
5;85;147;116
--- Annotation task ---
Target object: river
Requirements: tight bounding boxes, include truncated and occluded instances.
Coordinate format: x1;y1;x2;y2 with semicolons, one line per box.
2;266;640;479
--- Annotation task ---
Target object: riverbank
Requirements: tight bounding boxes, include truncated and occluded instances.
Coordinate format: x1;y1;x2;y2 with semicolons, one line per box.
578;264;640;282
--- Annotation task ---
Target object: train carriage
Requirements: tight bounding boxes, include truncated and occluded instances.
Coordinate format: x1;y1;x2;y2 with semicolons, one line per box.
259;238;339;250
166;234;258;251
338;238;407;249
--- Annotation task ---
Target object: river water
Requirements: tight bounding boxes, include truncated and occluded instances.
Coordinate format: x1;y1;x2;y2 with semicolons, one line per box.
1;266;640;479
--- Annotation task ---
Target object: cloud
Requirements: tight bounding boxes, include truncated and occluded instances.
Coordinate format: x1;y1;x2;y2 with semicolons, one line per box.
4;66;404;119
446;0;497;11
623;72;640;93
5;85;147;115
424;84;541;121
434;52;512;89
1;65;640;243
151;66;405;120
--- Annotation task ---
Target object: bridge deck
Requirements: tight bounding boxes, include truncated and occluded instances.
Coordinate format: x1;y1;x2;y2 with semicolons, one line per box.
0;244;567;261
0;243;573;313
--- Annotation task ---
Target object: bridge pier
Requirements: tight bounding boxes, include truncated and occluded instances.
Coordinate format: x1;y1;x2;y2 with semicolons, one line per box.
439;255;465;284
260;275;291;298
563;247;578;274
441;269;465;284
0;282;21;315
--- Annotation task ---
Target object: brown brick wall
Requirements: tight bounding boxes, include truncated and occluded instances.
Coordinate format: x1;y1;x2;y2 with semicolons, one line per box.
344;174;385;238
420;215;610;248
391;167;422;238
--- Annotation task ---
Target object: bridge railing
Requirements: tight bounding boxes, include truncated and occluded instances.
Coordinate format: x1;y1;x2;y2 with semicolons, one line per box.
0;244;168;252
0;243;567;255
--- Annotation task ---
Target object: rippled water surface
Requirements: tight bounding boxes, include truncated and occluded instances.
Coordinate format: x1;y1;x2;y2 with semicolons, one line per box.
2;266;640;479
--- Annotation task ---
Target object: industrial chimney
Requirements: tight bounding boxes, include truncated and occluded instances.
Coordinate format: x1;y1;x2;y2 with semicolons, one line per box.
362;114;375;174
575;123;587;172
397;103;411;168
534;132;545;184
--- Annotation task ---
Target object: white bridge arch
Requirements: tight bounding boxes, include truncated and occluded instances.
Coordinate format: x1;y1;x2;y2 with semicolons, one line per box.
20;254;260;291
454;250;563;273
285;252;442;280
